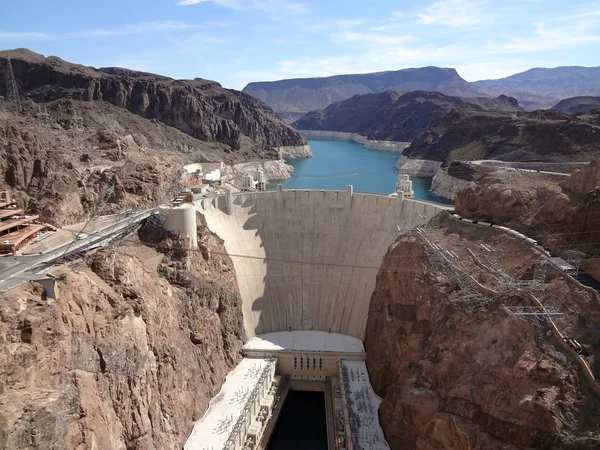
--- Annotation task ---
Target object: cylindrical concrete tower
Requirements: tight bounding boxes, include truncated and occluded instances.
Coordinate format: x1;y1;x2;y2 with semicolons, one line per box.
164;204;198;249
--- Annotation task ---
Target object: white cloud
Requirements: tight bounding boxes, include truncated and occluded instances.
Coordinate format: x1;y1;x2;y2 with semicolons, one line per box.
0;31;53;40
416;0;489;28
177;0;309;14
80;21;210;37
0;21;226;42
302;19;363;33
343;32;416;46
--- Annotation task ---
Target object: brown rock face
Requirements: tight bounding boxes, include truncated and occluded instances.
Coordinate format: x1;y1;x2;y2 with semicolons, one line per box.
0;217;245;449
0;49;305;152
403;108;600;162
562;160;600;197
365;222;600;449
455;164;600;258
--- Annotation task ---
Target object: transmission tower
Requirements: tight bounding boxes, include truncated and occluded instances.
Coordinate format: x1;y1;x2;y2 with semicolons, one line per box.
4;56;21;110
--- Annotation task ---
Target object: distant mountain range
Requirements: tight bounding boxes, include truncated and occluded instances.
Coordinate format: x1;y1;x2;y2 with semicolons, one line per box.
473;66;600;110
243;66;600;117
293;90;521;141
243;67;485;121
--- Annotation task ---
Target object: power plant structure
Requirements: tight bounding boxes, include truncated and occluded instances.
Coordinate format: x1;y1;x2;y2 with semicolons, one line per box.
185;186;450;449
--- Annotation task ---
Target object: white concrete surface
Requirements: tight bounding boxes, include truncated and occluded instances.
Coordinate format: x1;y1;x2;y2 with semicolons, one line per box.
185;357;276;450
196;189;448;339
164;204;198;249
341;360;390;450
244;330;364;353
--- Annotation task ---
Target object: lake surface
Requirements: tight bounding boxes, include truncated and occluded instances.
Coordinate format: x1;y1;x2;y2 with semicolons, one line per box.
268;140;451;203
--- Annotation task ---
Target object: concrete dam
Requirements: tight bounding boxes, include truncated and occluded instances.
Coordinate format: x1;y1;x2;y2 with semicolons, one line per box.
185;187;449;449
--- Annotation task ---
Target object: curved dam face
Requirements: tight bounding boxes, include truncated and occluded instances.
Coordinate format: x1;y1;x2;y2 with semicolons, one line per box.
196;188;448;339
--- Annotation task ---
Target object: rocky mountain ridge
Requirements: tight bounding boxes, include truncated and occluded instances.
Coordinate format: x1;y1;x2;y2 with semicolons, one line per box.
243;66;486;119
293;90;521;142
403;108;600;163
0;48;306;154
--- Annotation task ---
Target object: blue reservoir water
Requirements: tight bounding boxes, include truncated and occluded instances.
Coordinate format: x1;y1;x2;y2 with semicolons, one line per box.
268;140;451;204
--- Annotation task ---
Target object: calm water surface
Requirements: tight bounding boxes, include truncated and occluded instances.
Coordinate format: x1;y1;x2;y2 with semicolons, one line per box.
268;140;451;204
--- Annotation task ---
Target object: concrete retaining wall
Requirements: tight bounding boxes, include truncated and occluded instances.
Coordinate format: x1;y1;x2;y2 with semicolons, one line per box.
196;189;449;339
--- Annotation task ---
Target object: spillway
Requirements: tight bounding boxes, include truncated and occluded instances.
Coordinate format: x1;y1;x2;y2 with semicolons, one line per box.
195;187;448;339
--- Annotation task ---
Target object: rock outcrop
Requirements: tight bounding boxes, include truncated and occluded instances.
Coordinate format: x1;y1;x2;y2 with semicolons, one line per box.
562;161;600;197
293;91;520;142
365;218;600;449
430;163;476;200
404;108;600;163
244;67;486;117
0;49;306;155
551;96;600;115
455;162;600;258
0;216;245;449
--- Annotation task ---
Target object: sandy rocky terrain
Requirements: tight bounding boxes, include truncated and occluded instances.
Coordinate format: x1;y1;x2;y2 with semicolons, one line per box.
366;214;600;449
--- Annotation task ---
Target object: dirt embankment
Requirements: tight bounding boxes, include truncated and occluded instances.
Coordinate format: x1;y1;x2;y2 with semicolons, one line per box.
365;217;600;449
0;215;245;449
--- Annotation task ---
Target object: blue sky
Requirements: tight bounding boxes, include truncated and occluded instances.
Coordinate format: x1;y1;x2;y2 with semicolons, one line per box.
2;0;600;90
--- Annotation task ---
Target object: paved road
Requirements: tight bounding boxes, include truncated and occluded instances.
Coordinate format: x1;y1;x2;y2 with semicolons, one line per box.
0;210;153;293
470;160;582;177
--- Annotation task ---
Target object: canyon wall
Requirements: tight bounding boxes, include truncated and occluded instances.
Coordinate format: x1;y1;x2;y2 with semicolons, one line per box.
299;130;410;152
0;218;245;449
365;220;600;449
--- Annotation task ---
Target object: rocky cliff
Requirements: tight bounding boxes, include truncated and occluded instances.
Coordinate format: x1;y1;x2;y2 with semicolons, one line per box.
365;217;600;449
243;67;486;117
404;108;600;163
0;49;306;154
294;91;521;142
473;66;600;110
0;216;245;449
455;162;600;259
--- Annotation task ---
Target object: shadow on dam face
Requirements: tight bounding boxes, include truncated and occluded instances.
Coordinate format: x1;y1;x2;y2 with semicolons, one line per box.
197;190;448;339
268;390;327;450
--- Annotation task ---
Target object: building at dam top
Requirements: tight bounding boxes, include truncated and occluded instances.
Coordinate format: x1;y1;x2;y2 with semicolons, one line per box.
394;174;414;199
